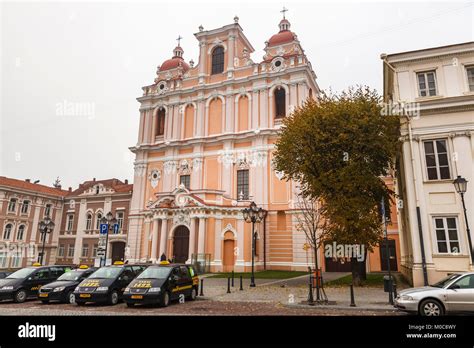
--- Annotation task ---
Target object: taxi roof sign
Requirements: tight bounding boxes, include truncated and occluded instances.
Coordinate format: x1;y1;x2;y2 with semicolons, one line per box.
32;262;41;267
113;261;124;265
79;265;89;269
159;260;170;265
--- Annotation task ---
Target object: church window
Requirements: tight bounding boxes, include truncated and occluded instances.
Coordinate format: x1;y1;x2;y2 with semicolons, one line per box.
211;46;225;75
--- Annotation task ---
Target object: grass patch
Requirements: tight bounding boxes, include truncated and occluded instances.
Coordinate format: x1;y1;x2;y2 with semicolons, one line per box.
325;273;389;287
207;270;308;279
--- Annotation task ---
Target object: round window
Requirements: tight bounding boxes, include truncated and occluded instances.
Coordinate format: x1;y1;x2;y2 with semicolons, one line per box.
159;83;165;90
274;60;282;67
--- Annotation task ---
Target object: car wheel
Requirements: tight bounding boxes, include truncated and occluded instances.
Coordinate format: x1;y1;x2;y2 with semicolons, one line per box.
419;299;444;316
14;289;27;303
109;290;119;305
67;291;75;304
41;300;49;304
126;302;135;308
188;287;197;301
159;291;170;307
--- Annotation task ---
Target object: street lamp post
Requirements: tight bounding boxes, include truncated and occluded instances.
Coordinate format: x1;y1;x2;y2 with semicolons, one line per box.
100;212;117;266
453;176;473;264
38;216;55;265
242;202;267;287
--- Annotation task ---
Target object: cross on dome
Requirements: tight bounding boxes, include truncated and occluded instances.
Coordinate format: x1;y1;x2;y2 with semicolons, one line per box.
280;6;288;19
176;35;183;47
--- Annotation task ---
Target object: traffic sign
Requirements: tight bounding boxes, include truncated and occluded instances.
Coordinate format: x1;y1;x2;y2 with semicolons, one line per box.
100;224;108;235
113;223;119;234
97;250;105;257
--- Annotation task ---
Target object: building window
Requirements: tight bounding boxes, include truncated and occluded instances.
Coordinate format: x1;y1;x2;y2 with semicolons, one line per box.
434;217;460;254
0;252;6;268
11;252;21;268
92;244;98;257
67;245;75;258
211;46;225;75
81;244;89;258
156;108;166;136
7;198;17;213
44;204;52;217
466;66;474;92
58;245;65;257
180;175;191;189
86;213;92;230
423;139;450;180
3;224;13;240
21;200;30;215
116;212;124;231
96;213;103;230
16;225;25;240
417;71;437;97
274;87;286;118
237;170;249;200
66;214;74;231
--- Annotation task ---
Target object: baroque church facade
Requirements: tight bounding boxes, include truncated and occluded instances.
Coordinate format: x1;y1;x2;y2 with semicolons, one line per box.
127;15;320;272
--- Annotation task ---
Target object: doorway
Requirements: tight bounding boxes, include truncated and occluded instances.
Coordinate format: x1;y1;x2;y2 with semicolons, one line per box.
111;241;125;263
173;226;190;263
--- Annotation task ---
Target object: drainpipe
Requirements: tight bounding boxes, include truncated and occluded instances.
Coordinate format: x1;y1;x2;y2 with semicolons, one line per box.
263;212;267;270
382;55;429;286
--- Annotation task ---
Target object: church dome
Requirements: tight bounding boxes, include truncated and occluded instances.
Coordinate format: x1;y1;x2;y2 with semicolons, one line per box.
267;19;296;47
158;45;190;72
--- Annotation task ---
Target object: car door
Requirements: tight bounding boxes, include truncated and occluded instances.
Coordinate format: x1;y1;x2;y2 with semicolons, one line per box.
28;269;51;296
178;266;192;298
169;267;181;300
445;274;474;312
119;267;134;293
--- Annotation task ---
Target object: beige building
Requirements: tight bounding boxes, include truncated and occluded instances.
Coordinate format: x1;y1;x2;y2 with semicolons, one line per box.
56;178;133;266
0;177;68;268
382;42;474;286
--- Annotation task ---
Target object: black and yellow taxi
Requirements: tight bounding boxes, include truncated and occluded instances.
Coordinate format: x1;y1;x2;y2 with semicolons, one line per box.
123;262;199;307
38;265;97;304
0;263;71;303
73;262;147;306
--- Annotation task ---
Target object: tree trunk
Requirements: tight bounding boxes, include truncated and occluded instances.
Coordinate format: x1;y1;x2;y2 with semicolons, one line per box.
350;256;367;286
313;245;319;271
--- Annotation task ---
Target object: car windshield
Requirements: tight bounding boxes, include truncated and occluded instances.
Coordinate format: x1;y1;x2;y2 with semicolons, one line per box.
88;267;122;279
6;268;36;279
137;267;171;280
57;270;85;281
431;274;462;288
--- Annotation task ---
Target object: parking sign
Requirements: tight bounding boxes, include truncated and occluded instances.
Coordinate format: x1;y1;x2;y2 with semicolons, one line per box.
100;223;108;235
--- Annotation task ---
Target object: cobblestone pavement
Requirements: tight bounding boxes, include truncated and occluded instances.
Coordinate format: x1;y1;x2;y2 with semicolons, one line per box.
0;298;402;316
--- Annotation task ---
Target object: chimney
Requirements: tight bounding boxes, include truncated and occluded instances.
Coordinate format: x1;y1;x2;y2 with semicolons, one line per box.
124;179;128;184
93;178;96;182
68;187;72;192
25;179;30;183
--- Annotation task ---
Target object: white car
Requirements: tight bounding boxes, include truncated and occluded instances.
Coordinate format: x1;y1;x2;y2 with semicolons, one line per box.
394;272;474;316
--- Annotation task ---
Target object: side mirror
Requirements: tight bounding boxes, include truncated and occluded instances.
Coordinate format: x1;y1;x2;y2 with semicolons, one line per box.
449;284;460;290
27;277;32;281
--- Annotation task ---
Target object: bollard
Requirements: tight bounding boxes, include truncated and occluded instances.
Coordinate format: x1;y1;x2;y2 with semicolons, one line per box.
239;275;243;291
227;277;231;294
350;284;356;307
231;271;234;287
199;279;204;296
307;275;314;305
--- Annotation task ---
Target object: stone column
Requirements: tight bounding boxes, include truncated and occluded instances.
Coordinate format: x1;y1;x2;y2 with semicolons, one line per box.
150;218;159;261
198;217;206;254
159;218;168;259
188;218;196;263
142;217;152;259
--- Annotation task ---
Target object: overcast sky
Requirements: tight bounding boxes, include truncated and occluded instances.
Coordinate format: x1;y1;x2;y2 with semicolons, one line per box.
1;0;473;189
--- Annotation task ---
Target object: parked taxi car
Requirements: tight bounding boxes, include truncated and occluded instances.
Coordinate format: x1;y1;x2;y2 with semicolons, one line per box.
38;265;97;304
74;262;147;306
123;262;199;307
0;263;71;303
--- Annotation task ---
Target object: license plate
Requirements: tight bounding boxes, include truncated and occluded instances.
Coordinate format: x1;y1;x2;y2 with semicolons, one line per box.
39;293;48;297
79;294;91;298
131;295;143;299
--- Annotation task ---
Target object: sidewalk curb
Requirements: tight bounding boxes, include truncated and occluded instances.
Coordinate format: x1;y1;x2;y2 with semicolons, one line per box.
284;303;399;312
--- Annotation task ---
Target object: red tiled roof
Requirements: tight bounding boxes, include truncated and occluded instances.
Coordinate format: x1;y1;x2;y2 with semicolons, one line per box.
68;179;133;196
159;57;190;72
0;176;69;197
268;30;296;47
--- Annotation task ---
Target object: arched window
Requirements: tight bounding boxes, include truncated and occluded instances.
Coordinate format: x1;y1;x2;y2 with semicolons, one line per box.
3;224;13;240
96;213;103;230
21;200;30;214
274;87;286;118
86;213;92;230
156;108;166;136
211;46;224;75
17;225;25;240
